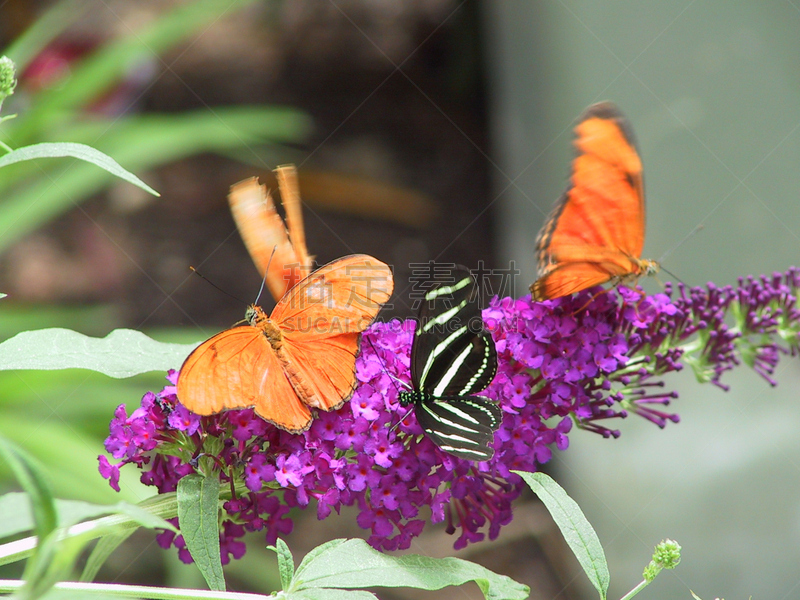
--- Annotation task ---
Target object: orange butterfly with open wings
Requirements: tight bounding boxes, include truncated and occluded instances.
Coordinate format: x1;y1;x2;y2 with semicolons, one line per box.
177;170;393;433
530;102;659;301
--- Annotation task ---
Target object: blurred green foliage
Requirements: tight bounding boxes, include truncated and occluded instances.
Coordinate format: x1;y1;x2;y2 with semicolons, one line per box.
0;0;310;255
0;0;310;509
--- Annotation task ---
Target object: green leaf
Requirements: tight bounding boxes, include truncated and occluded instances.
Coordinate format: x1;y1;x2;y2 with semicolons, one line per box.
0;106;309;255
0;142;158;196
0;492;176;537
0;436;57;541
3;0;85;71
0;492;179;569
515;471;609;600
270;538;296;591
290;538;528;600
10;0;260;138
289;591;378;600
0;328;199;378
177;474;225;592
80;530;134;582
295;539;348;574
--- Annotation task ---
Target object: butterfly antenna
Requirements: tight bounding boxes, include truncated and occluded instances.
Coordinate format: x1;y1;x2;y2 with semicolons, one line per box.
253;245;279;306
364;337;409;395
363;335;415;432
658;223;705;265
189;267;248;305
659;265;685;286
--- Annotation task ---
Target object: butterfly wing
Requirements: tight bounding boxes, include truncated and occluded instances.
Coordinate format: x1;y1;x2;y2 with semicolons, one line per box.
414;394;502;461
411;266;498;397
532;102;647;300
273;254;394;410
177;326;312;433
228;176;311;302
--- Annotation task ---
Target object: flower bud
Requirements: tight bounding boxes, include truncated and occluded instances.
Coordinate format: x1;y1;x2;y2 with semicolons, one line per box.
0;56;17;111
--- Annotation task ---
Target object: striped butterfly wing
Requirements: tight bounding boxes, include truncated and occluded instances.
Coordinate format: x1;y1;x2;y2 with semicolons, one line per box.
406;266;500;461
413;393;502;461
411;267;497;397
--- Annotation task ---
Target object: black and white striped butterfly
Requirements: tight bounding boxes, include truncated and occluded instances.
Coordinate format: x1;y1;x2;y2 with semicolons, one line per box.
398;266;501;461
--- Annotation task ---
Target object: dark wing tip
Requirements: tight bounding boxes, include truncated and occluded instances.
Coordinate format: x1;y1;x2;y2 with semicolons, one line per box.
579;101;639;152
529;278;547;301
581;101;623;121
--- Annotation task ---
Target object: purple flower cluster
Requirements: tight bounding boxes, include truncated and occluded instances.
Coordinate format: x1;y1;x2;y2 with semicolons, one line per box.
99;268;800;561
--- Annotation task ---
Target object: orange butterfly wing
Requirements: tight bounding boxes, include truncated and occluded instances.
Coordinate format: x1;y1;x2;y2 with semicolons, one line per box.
531;102;656;301
273;254;394;410
177;325;312;433
228;168;312;302
177;254;393;431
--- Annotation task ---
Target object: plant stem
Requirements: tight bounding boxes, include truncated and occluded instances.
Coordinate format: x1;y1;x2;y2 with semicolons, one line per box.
0;579;270;600
619;579;648;600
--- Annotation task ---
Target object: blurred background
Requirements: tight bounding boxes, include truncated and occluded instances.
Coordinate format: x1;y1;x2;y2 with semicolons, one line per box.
1;1;799;599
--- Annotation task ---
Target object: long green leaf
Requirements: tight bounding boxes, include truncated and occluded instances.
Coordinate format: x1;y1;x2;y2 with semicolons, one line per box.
290;591;378;600
0;106;309;254
0;492;180;569
0;142;158;195
80;530;135;582
9;0;260;142
0;493;172;539
0;328;198;378
177;474;225;592
3;0;88;72
17;496;177;600
270;538;295;591
0;436;56;541
291;538;528;600
515;471;610;600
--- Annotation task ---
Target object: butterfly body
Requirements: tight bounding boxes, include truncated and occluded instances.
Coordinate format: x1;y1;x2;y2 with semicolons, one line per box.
401;267;501;461
530;102;659;301
178;254;393;433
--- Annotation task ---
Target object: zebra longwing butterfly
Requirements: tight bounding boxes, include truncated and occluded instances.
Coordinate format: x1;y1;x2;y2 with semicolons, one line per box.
399;266;501;461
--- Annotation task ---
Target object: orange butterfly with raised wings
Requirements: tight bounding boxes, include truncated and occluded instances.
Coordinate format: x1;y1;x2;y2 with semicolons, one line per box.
530;102;659;301
178;171;393;433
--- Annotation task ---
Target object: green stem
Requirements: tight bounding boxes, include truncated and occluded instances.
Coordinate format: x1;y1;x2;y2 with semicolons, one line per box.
618;579;649;600
0;579;269;599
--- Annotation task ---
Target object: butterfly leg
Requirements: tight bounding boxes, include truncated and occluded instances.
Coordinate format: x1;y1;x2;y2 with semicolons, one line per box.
570;287;610;315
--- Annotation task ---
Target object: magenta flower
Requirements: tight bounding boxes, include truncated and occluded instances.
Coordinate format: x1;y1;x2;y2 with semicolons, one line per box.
99;268;800;562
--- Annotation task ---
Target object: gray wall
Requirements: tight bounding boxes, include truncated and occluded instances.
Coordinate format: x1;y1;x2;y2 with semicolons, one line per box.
484;2;800;598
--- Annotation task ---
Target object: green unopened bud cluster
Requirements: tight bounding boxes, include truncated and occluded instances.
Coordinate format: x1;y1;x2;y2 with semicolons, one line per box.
643;539;681;582
0;56;17;111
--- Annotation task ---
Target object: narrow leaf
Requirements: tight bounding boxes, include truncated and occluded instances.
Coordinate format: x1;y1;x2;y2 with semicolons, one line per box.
0;328;199;378
4;0;86;70
0;492;176;536
177;474;225;591
80;530;134;582
0;106;309;255
292;538;528;600
0;493;179;569
0;436;57;541
515;471;609;599
0;142;158;195
270;538;295;591
290;591;378;600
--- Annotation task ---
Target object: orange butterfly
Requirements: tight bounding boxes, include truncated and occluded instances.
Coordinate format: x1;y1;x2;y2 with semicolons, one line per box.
228;167;313;302
179;168;393;433
530;102;659;301
178;254;393;433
